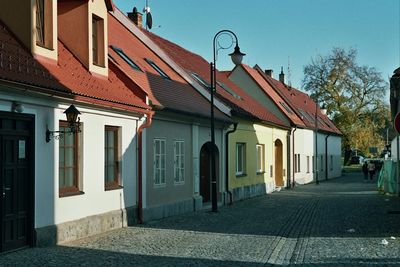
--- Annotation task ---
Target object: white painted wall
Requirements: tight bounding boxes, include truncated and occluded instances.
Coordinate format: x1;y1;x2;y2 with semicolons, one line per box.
0;90;141;228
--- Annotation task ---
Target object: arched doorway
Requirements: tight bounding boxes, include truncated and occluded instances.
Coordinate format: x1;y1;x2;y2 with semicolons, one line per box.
274;139;284;187
199;142;219;203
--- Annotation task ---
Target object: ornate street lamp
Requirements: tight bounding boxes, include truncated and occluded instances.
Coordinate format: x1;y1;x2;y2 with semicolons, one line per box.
46;104;81;142
210;30;245;212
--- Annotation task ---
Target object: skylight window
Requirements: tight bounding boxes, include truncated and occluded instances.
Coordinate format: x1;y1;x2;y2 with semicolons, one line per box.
111;46;142;72
191;73;210;88
217;82;242;100
280;101;293;114
145;58;170;80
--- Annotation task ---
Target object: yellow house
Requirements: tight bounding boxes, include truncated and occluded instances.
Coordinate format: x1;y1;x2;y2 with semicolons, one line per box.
228;118;290;201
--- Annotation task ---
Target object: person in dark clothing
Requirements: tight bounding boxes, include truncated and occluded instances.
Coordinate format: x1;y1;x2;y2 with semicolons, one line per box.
368;161;376;180
362;162;368;180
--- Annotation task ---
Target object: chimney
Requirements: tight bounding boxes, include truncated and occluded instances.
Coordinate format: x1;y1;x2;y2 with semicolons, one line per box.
320;104;327;115
127;7;143;28
279;66;285;83
264;69;273;77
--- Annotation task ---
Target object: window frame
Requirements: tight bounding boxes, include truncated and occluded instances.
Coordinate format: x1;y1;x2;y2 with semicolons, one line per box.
306;156;310;173
92;15;105;67
36;0;53;49
330;155;333;171
256;144;265;174
111;46;142;72
104;126;121;190
173;140;185;184
153;138;166;186
145;58;171;80
236;142;246;176
59;120;80;196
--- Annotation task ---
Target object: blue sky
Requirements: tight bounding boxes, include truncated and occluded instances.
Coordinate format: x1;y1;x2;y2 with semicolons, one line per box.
113;0;399;90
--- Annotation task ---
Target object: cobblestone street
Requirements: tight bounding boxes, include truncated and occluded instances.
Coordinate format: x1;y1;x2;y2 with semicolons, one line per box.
1;173;400;266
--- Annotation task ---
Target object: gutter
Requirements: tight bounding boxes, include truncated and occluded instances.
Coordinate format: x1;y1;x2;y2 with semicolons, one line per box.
225;123;238;205
325;133;331;180
137;114;153;224
292;126;297;187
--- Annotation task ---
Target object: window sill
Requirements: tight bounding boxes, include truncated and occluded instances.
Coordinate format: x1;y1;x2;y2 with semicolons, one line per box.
105;185;123;191
36;43;54;51
174;181;185;186
236;173;247;177
256;171;265;175
59;191;84;198
154;184;166;189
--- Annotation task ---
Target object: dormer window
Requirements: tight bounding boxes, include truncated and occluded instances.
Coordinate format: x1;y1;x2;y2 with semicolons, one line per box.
145;58;170;80
92;15;105;67
111;46;142;72
36;0;53;49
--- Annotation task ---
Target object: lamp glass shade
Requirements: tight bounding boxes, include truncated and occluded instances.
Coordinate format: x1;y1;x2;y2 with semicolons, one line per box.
229;45;246;66
64;104;81;124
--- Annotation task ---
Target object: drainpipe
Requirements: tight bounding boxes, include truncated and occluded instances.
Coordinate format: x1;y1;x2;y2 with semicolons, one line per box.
292;126;297;187
286;130;291;189
137;113;153;224
225;123;238;205
325;133;330;180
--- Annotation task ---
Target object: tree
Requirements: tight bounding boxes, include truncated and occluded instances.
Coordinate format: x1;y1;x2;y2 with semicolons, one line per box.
302;48;389;163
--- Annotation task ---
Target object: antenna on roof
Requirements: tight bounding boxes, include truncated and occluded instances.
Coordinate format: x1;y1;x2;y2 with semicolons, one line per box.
287;56;292;88
143;0;153;30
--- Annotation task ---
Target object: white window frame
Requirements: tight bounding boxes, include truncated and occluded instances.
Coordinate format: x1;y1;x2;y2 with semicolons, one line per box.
173;140;185;184
236;143;246;176
153;138;166;186
256;144;265;174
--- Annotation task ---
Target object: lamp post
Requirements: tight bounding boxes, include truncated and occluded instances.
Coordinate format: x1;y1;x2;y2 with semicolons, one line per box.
210;30;245;212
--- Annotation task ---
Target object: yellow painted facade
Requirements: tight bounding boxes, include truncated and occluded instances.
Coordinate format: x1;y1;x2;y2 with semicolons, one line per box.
228;118;288;192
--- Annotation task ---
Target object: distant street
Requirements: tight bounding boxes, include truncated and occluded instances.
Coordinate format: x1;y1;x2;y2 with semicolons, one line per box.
1;172;400;266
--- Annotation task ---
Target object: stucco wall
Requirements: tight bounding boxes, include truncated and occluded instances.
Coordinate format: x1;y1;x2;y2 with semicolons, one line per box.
0;89;140;228
228;119;288;194
144;118;193;207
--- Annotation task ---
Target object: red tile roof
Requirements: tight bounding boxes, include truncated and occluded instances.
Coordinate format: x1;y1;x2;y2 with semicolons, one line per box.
0;21;150;114
108;13;231;122
254;66;341;135
145;31;290;129
238;64;306;127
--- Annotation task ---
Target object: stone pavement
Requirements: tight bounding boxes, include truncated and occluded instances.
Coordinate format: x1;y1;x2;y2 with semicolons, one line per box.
1;172;400;266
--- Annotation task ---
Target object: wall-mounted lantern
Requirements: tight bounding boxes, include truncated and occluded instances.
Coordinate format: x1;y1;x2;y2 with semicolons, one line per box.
46;104;81;142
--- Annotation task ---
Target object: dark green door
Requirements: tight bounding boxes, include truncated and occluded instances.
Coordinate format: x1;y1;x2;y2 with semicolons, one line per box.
0;113;34;252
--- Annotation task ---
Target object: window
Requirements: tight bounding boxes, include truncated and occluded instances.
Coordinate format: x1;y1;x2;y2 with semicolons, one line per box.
280;102;293;114
174;141;185;184
330;155;333;171
111;46;142;72
145;58;170;80
36;0;53;49
256;144;265;173
105;126;120;189
191;73;210;88
236;143;246;176
59;121;79;195
307;156;310;173
294;154;300;173
154;139;166;186
217;82;242;100
92;15;105;66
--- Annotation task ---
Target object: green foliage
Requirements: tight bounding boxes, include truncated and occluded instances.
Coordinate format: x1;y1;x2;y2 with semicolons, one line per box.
302;48;389;156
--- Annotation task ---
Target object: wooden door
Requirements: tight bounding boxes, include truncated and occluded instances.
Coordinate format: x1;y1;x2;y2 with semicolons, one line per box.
0;114;34;252
274;139;283;187
199;146;210;203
